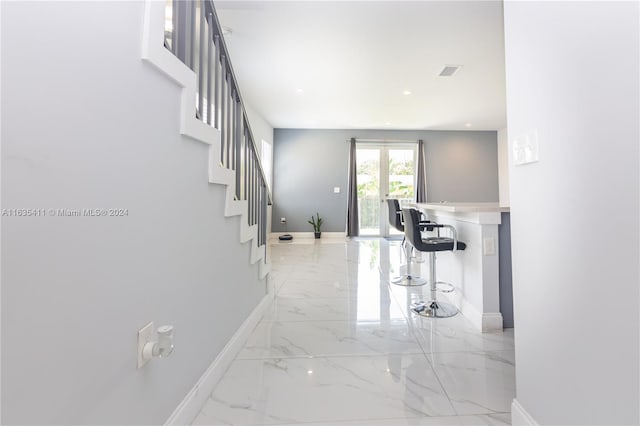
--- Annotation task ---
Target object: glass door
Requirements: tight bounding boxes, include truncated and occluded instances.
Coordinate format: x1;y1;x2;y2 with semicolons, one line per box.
386;148;416;236
357;145;416;237
356;148;382;236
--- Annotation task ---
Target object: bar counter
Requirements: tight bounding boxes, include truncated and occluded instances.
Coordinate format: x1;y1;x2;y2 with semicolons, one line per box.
412;202;511;331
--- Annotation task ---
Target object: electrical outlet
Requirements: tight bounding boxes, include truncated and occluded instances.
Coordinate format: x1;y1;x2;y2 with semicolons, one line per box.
280;217;286;223
483;237;496;256
137;322;154;369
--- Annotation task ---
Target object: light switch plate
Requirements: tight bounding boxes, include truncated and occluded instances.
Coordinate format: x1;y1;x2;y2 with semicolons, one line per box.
513;129;539;165
483;237;496;256
137;321;154;369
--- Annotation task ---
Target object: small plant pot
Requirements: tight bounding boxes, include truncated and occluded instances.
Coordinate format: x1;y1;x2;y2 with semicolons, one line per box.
314;232;321;239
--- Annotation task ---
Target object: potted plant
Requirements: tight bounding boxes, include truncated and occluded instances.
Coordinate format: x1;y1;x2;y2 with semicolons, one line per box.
308;212;323;239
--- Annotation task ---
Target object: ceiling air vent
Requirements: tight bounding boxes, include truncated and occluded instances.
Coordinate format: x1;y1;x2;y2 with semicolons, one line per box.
438;65;461;77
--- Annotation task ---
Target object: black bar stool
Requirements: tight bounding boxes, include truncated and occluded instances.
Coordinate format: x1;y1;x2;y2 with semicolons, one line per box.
386;199;432;287
402;207;467;318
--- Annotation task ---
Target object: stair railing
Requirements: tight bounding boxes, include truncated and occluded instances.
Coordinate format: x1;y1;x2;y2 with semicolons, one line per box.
164;0;270;249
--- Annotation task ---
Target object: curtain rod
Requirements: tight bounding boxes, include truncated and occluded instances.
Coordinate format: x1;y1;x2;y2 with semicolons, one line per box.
348;138;419;143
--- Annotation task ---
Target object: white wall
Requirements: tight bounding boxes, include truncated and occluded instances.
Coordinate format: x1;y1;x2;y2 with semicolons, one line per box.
244;105;273;234
1;2;265;424
504;2;639;425
245;104;273;182
245;104;274;154
497;128;510;206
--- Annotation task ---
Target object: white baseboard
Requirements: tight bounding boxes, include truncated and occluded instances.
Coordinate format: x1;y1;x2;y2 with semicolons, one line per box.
511;399;538;426
269;232;347;240
442;292;503;332
480;312;504;332
164;292;274;426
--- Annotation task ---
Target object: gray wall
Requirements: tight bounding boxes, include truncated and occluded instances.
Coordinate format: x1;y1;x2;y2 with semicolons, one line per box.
504;1;638;424
1;2;265;424
498;213;513;328
273;129;499;232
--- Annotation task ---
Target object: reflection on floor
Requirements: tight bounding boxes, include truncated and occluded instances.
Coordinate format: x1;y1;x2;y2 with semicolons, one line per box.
193;238;515;426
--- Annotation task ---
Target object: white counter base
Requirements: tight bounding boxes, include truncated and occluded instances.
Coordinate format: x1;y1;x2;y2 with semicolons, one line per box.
414;203;509;332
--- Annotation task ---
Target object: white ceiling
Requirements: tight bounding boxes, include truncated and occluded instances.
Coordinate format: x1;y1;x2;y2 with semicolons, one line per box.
216;1;507;131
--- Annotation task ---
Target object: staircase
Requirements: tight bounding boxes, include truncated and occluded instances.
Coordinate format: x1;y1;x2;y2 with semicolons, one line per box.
142;0;270;279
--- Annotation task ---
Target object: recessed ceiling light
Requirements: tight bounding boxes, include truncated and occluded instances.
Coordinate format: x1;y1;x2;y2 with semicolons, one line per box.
307;370;313;375
385;122;391;126
402;90;412;96
439;65;462;77
296;88;304;93
464;122;472;128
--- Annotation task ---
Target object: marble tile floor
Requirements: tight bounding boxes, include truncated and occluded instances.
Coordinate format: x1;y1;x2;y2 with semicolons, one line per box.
193;238;515;426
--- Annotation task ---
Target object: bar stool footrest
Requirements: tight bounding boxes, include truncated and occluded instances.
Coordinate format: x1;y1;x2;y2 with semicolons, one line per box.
435;281;455;293
391;275;427;287
411;300;458;318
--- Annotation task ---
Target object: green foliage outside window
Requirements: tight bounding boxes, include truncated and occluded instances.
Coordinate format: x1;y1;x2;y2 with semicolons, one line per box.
356;155;415;233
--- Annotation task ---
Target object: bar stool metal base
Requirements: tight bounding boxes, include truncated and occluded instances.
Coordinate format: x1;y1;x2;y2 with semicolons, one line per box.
411;300;458;318
391;275;427;286
392;242;427;286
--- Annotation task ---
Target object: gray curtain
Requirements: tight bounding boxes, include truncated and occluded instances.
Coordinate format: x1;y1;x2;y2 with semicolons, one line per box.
346;138;359;237
416;139;427;203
